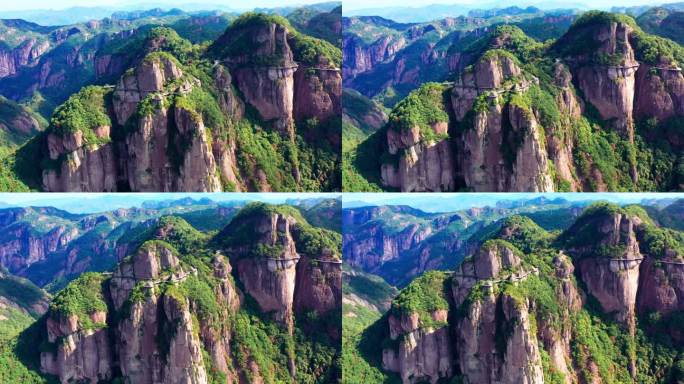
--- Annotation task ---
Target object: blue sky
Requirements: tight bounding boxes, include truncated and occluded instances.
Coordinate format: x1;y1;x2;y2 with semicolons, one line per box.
0;0;327;12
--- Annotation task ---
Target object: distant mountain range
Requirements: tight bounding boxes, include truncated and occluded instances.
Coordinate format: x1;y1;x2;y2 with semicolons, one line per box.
0;194;341;213
342;194;684;212
0;2;341;26
343;1;590;22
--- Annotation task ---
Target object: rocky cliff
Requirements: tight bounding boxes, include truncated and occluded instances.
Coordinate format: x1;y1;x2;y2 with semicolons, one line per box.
358;12;684;192
42;52;222;192
373;204;684;383
37;204;342;383
342;205;463;286
0;37;50;79
33;15;341;192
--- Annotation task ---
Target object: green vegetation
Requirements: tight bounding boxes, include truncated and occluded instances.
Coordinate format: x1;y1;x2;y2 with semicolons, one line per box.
127;216;209;255
638;8;684;46
390;271;450;328
219;201;341;259
49;272;108;330
0;96;45;147
343;266;399;311
49;86;112;146
300;199;342;233
387;83;450;142
293;225;342;259
572;118;638;191
290;33;342;67
0;271;48;317
232;311;296;383
638;224;684;259
289;6;341;46
0;308;56;383
234;119;297;191
342;128;385;192
492;215;553;253
570;310;634;383
342;266;401;384
463;25;544;62
342;307;401;384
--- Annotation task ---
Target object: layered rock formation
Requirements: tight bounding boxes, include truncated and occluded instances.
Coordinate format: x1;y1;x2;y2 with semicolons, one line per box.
374;205;684;384
35;16;341;192
452;52;554;192
42;54;223;192
38;205;342;384
0;38;50;78
361;13;684;192
382;308;453;383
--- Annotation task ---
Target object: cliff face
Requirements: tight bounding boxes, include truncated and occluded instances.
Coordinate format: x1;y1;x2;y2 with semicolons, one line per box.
226;208;342;337
42;54;222;192
41;243;225;384
379;52;555;192
451;241;545;384
374;206;684;384
381;122;456;192
634;64;684;122
569;212;643;329
39;206;341;384
43;127;118;192
342;206;480;287
452;53;554;192
567;22;639;139
342;18;487;99
222;22;298;137
41;309;113;383
342;207;435;271
0;221;78;276
111;243;211;384
382;309;453;384
36;18;341;192
342;32;407;81
362;16;684;193
0;38;50;78
293;61;342;125
232;213;301;331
